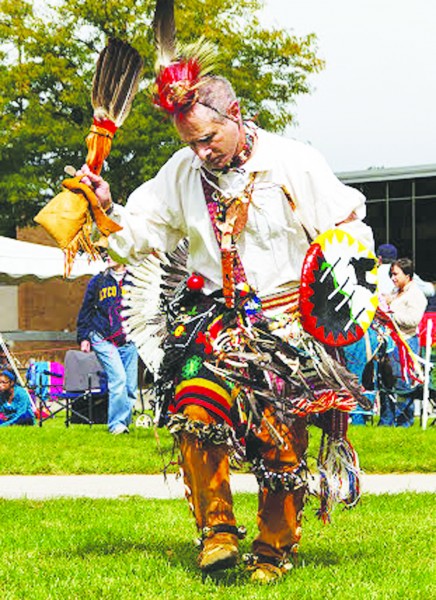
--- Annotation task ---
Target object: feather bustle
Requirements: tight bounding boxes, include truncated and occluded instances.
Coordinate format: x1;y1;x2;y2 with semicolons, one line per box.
121;241;189;373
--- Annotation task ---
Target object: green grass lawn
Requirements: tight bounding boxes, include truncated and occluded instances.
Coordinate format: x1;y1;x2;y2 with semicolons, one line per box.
0;416;434;599
0;415;434;475
0;493;433;599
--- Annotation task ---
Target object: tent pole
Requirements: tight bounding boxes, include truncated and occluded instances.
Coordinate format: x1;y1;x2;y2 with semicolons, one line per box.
0;332;36;410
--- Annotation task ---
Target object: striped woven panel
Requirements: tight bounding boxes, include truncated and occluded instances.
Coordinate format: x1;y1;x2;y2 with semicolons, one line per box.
172;377;234;427
260;285;300;312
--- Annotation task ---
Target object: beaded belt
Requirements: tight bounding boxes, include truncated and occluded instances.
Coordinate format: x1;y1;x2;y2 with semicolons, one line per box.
260;284;300;313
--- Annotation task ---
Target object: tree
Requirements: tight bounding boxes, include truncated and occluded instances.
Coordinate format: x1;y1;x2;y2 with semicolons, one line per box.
0;0;324;232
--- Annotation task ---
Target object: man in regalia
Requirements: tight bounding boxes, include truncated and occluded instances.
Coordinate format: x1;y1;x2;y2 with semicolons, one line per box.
77;60;374;580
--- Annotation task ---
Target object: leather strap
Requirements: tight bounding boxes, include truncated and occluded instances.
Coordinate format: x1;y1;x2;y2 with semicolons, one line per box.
200;171;256;307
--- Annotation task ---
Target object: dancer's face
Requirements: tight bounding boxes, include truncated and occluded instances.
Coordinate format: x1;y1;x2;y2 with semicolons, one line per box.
175;102;245;170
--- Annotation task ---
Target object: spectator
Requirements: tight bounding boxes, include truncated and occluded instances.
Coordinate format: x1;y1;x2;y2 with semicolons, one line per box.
377;243;398;298
377;243;435;301
379;258;427;426
77;255;138;434
0;368;35;427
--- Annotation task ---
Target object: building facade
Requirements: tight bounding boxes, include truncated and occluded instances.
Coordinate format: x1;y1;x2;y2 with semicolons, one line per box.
338;164;436;281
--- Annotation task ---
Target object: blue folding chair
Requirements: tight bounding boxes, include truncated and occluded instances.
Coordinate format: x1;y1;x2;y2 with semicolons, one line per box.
29;351;108;427
53;350;108;427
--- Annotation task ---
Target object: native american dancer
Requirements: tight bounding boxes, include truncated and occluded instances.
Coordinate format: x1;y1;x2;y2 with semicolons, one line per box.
79;26;380;578
35;0;423;584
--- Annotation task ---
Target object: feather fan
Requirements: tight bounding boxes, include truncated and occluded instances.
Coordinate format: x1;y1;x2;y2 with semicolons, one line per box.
86;38;144;174
34;38;143;277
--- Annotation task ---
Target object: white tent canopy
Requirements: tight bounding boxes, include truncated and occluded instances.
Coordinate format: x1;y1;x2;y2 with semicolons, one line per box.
0;236;104;283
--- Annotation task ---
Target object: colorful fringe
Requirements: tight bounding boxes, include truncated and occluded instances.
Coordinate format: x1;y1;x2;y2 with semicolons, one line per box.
374;308;423;385
316;409;361;523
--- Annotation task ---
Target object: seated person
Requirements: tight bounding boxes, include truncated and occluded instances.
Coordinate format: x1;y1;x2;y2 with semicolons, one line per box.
379;258;428;427
0;368;35;426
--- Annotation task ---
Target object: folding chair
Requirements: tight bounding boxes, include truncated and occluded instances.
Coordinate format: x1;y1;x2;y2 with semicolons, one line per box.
26;360;65;426
418;313;436;427
350;391;377;425
419;344;436;427
31;351;108;427
55;350;108;427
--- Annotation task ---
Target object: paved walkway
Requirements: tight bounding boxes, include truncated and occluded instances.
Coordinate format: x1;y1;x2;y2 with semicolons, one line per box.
0;473;435;500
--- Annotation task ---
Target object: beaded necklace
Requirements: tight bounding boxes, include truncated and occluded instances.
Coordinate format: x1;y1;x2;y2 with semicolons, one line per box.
221;121;257;173
200;171;257;308
197;121;259;307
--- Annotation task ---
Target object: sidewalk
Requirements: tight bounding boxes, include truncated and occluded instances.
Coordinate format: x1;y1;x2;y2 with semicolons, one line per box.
0;473;435;500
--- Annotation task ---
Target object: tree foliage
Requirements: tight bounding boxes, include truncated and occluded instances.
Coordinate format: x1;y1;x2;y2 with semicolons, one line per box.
0;0;324;232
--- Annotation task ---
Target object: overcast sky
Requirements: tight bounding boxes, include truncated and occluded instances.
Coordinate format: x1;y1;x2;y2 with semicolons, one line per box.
262;0;436;173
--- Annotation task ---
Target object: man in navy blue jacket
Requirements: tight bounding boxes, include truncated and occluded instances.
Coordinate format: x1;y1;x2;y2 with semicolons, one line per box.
77;256;138;434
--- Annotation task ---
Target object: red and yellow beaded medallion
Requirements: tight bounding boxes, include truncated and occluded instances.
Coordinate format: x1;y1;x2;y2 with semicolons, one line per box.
299;229;378;346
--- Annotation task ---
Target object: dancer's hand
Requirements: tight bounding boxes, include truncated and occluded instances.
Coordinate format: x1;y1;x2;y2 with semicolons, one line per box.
76;164;113;211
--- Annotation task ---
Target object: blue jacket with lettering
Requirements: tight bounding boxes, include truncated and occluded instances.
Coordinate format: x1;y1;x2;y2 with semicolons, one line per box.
76;269;129;347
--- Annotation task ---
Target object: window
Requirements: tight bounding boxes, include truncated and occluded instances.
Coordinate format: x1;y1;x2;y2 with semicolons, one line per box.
415;177;436;198
366;201;387;246
415;197;436;280
388;199;412;258
389;179;412;201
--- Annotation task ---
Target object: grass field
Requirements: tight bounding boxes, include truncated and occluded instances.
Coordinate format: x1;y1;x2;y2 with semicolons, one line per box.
0;493;433;599
0;415;434;475
0;414;434;598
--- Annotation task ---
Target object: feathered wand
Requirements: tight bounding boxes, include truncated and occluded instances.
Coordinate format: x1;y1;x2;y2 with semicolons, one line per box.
85;38;144;175
35;38;143;275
